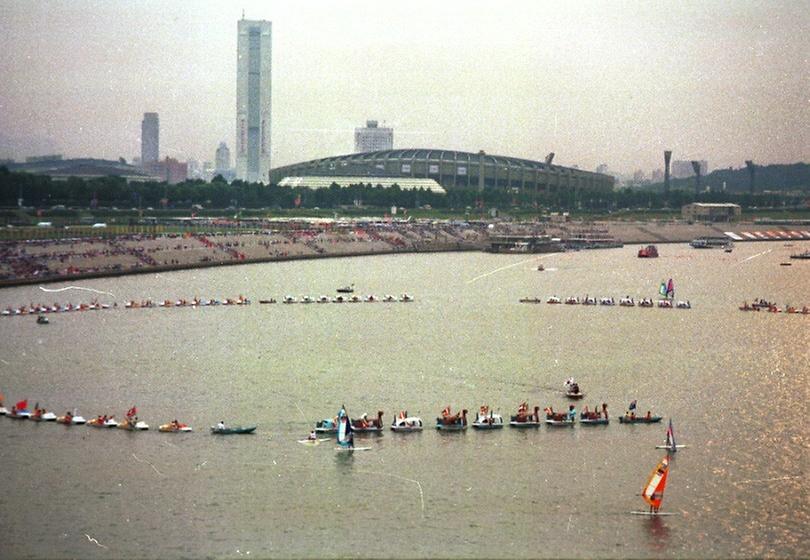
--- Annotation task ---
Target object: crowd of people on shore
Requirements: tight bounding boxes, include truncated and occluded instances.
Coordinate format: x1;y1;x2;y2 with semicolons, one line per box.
0;223;487;284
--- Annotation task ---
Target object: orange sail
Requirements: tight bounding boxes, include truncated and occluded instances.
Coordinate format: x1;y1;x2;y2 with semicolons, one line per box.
642;456;670;510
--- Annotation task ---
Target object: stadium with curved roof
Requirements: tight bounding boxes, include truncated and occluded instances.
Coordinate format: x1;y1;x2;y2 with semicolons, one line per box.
270;149;614;194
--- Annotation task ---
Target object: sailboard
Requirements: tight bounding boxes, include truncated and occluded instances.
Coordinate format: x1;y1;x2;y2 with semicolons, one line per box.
631;455;676;516
335;446;371;452
655;419;687;450
336;405;360;452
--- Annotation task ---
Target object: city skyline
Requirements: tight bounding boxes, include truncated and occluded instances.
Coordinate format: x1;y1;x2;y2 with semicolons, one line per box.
0;1;808;177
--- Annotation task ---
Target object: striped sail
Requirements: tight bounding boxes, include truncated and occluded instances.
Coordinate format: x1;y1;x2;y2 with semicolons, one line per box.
336;406;352;447
666;419;677;452
642;456;670;510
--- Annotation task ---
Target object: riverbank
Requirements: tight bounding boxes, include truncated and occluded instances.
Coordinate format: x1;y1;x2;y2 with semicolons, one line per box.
1;219;807;287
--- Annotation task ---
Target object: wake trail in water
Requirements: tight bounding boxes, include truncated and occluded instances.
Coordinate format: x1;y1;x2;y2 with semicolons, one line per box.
467;255;559;284
737;249;772;264
39;286;116;297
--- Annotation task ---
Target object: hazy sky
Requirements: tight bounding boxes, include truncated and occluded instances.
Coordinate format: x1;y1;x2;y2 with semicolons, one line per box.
1;0;808;175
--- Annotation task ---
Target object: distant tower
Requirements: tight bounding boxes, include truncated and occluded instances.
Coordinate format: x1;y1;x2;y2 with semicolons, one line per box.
663;150;672;195
236;19;272;183
141;113;159;166
691;160;702;194
354;120;393;153
215;142;231;173
745;160;755;194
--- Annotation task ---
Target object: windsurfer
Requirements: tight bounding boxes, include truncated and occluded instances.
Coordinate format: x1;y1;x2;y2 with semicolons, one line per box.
307;430;317;441
217;420;226;431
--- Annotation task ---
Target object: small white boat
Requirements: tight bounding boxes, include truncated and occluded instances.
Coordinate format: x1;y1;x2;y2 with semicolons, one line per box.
282;296;296;304
118;419;149;431
363;295;376;302
400;294;413;302
581;296;597;305
390;415;424;432
472;408;504;430
675;301;691;309
40;412;57;421
57;414;87;425
0;406;8;415
546;296;561;304
564;297;580;305
383;295;397;302
599;297;615;306
317;296;331;303
657;299;673;308
619;297;635;307
300;296;315;304
349;295;361;303
332;296;346;303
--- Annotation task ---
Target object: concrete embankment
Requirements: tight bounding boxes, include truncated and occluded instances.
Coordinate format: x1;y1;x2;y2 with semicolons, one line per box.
1;221;807;288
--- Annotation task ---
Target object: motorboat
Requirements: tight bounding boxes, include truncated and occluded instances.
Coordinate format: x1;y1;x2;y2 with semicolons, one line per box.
544;407;576;426
0;406;8;415
546;296;561;304
56;414;87;425
336;284;355;294
349;295;361;303
332;296;346;303
259;299;277;304
36;315;49;324
31;410;57;422
300;296;315;304
8;408;31;419
351;411;384;433
363;295;377;303
519;297;543;304
638;245;659;258
509;404;542;427
471;407;503;429
315;417;338;433
383;295;397;302
317;296;331;303
282;295;296;304
564;378;584;399
390;412;423;432
580;404;609;425
435;407;467;431
537;263;545;271
88;416;119;428
400;294;414;302
117;419;149;430
159;422;193;433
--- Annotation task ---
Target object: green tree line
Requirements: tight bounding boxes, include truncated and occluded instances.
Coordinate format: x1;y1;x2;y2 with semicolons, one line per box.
0;166;806;212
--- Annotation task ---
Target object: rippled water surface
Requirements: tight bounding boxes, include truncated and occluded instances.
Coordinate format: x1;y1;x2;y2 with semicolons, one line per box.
1;241;808;559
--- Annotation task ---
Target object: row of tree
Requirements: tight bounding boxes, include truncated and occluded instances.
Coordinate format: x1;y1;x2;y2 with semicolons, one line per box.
0;166;806;213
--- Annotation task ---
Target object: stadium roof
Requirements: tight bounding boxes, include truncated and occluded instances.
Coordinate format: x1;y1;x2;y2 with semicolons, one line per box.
277;176;446;194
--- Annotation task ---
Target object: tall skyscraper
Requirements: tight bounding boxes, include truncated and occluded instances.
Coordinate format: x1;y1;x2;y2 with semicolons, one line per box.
354;120;393;153
236;19;272;183
215;142;231;173
141;113;159;166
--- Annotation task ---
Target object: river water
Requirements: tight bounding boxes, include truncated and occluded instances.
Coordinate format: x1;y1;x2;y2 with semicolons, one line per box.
0;241;808;559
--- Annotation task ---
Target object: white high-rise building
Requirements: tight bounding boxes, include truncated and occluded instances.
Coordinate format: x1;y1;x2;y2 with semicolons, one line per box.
236;19;272;183
354;120;393;153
